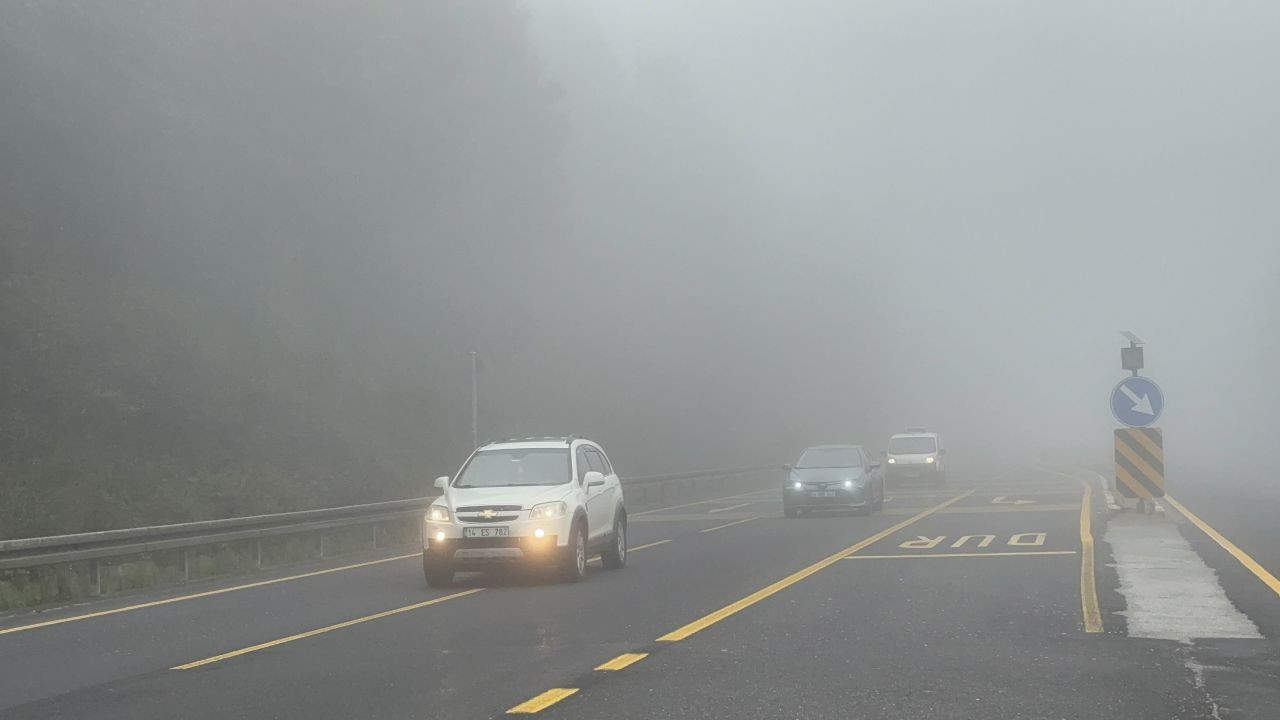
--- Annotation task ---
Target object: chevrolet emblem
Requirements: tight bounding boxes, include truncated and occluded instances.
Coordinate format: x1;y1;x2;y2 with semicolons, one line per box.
481;509;496;519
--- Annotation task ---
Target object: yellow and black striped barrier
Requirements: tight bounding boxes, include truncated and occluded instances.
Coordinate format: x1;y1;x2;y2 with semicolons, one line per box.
1114;427;1164;498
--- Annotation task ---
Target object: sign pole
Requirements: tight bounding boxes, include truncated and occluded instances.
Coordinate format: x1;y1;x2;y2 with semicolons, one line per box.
1114;332;1164;514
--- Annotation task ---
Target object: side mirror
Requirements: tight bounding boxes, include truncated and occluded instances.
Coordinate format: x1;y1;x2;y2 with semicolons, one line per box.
939;449;948;456
434;476;449;491
583;470;605;488
868;462;882;471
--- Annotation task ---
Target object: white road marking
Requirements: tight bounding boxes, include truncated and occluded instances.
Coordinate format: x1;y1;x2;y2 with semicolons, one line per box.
991;496;1036;505
1104;515;1261;641
708;502;755;513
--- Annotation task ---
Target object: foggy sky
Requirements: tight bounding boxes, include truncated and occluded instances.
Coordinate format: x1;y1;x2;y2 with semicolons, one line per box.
4;0;1277;515
531;0;1280;470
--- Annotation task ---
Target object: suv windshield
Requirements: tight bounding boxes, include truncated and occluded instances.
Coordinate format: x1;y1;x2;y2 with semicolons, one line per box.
797;447;863;468
888;437;938;454
454;449;570;488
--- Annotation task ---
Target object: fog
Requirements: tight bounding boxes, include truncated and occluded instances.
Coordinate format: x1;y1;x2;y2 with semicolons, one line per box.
2;1;1277;532
530;0;1280;471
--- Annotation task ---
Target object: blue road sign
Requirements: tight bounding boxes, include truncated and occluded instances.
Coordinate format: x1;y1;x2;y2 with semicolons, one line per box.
1110;376;1165;428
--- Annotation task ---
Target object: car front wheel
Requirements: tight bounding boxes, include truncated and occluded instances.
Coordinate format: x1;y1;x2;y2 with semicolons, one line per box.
422;553;453;588
561;522;588;582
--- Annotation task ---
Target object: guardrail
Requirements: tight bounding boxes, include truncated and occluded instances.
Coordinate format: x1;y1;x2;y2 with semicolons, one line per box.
0;466;781;610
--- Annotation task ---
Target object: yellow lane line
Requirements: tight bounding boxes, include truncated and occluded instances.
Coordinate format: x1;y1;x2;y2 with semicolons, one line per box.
879;503;1079;517
171;588;482;670
595;652;648;671
631;488;776;517
697;516;760;534
507;688;579;714
708;502;756;514
628;539;673;552
0;552;420;637
1165;495;1280;598
842;551;1077;559
657;491;972;642
1078;478;1104;633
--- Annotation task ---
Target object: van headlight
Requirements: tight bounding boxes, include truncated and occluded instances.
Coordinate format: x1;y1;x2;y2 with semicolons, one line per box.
529;501;567;520
426;505;451;522
887;457;896;464
926;456;935;464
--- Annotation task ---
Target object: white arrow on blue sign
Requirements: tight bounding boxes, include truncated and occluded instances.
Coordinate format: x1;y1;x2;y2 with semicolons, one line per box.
1110;376;1164;428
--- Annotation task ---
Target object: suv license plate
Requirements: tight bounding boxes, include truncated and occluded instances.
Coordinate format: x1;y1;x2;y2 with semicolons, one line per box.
463;527;510;538
810;491;837;498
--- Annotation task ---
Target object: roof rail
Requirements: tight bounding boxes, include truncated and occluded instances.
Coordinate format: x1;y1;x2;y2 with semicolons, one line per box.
484;436;587;446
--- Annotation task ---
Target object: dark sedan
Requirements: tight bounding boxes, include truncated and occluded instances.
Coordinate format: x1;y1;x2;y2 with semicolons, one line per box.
783;444;884;518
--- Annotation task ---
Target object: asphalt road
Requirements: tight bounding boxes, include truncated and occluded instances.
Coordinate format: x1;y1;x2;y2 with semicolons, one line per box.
1;465;1277;719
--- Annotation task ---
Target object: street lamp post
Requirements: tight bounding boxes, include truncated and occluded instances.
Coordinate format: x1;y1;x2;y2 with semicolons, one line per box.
470;351;478;450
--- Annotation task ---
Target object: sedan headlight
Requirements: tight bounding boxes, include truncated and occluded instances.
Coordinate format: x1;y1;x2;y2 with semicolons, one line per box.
529;501;567;520
426;505;451;522
887;457;896;464
926;456;936;464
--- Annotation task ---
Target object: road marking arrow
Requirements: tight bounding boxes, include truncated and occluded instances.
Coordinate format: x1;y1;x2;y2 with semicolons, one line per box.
1119;384;1155;415
991;496;1035;505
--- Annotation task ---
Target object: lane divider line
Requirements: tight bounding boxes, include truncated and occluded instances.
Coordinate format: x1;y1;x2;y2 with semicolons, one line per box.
697;516;760;534
842;551;1077;559
506;688;579;714
708;502;756;514
1079;478;1104;633
628;539;674;552
171;588;483;670
594;652;648;671
1165;495;1280;598
657;491;973;642
631;487;776;517
0;552;421;637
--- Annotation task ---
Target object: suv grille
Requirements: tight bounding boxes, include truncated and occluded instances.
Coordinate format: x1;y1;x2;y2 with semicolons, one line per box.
458;515;520;523
456;505;522;513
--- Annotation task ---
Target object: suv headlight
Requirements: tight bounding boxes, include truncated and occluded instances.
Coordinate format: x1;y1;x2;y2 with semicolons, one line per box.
529;501;567;520
426;505;451;522
887;457;896;464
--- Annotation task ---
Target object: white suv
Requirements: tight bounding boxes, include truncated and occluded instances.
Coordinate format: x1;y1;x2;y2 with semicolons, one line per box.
422;436;627;586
